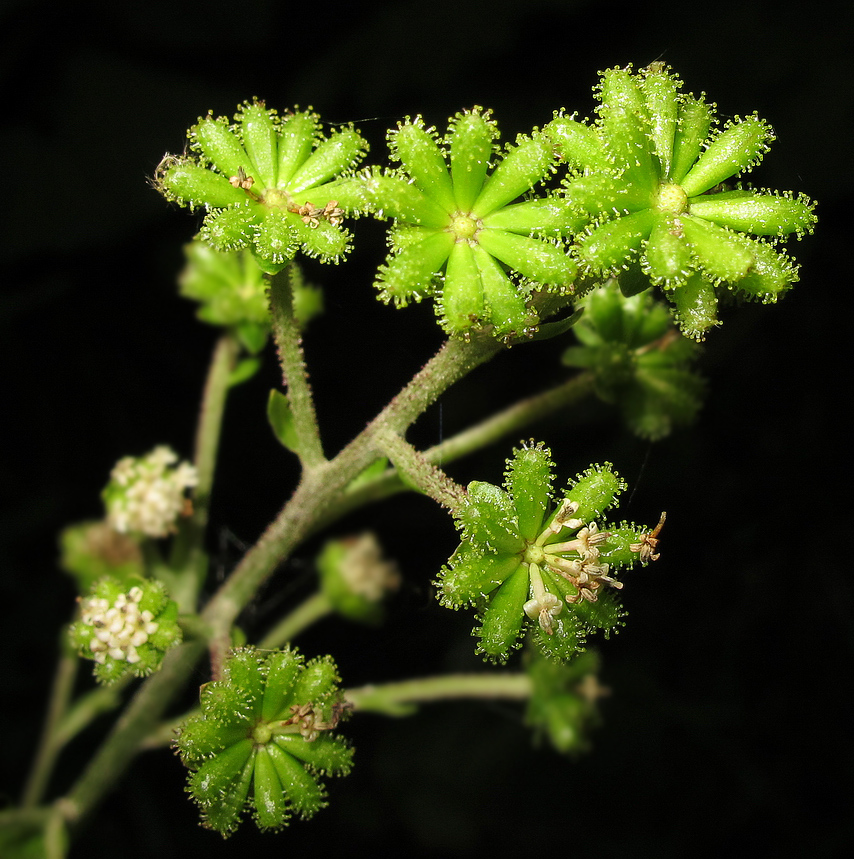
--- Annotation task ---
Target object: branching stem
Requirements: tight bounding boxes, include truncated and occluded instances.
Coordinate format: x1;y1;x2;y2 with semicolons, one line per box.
376;430;467;510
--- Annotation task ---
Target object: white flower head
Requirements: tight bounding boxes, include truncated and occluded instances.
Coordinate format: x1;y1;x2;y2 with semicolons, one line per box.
104;446;198;538
79;585;159;664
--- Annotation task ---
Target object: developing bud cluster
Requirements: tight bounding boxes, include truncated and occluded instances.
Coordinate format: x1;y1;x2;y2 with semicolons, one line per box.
317;533;400;625
562;281;705;439
103;446;197;539
437;444;656;663
68;577;182;684
176;647;352;836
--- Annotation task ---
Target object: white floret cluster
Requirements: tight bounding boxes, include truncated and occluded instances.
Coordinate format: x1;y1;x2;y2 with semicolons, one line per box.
106;446;198;537
80;586;158;664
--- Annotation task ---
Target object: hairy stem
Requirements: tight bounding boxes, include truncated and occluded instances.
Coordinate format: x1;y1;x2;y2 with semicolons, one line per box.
200;333;501;640
62;639;207;829
168;332;239;611
269;267;326;469
376;430;467;510
192;334;240;528
317;371;595;529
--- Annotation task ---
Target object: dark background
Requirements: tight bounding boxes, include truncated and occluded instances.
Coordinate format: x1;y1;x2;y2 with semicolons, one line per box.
1;1;851;856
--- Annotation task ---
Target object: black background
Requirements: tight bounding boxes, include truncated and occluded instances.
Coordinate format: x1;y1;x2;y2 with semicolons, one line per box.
1;1;851;856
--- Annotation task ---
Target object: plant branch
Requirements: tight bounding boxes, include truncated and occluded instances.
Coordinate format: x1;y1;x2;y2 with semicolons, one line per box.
316;371;596;529
200;332;502;640
191;333;240;531
167;332;239;611
345;672;533;716
58;332;502;826
62;638;207;829
376;430;467;510
257;591;333;649
269;267;326;469
21;652;78;809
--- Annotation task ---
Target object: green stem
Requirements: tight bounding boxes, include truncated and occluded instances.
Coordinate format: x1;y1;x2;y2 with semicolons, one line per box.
269;267;326;469
59;332;502;828
258;591;334;649
345;673;533;716
318;372;595;529
191;333;240;531
168;332;239;611
424;371;595;465
376;430;466;510
62;638;207;829
52;682;128;749
200;333;501;640
21;652;78;808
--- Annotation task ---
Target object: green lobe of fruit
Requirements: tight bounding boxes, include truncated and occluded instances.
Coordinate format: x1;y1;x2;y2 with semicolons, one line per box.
450;110;497;212
680;115;772;197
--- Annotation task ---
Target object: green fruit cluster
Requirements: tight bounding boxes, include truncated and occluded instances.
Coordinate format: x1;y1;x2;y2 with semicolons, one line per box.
547;64;816;338
362;110;583;337
155;102;368;272
437;444;651;663
525;649;606;755
175;647;352;836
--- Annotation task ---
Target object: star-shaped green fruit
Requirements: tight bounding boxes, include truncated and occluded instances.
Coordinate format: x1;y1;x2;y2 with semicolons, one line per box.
437;444;654;663
547;64;816;338
156;102;368;272
362;110;583;338
176;647;352;836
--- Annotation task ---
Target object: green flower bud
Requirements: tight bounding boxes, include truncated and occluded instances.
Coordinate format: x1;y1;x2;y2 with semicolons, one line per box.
178;240;275;354
639;63;680;178
376;230;455;304
470;133;555;217
545;114;610;173
278;110;321;185
155;157;246;209
238;101;279;188
644;215;693;286
200;205;259;252
449;108;498;211
671;273;719;339
254;210;300;265
560;463;625;524
390;117;457;212
670;95;714;183
680;114;773;197
59;521;144;595
579;209;659;273
505;443;553;542
176;646;352;837
687;190;816;238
